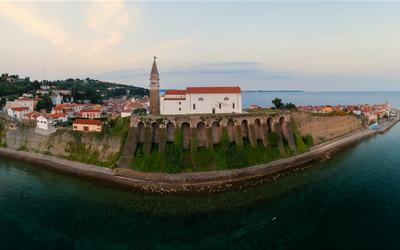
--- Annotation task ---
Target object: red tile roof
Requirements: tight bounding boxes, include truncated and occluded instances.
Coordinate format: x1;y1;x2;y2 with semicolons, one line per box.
11;107;30;112
48;113;66;119
164;87;241;95
81;109;100;113
73;119;103;126
186;86;241;94
164;89;186;95
25;111;40;118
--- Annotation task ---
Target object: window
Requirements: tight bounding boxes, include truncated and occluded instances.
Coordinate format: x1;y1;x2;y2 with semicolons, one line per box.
198;97;204;101
193;104;196;110
224;97;229;101
219;103;222;109
179;108;181;111
179;102;181;105
233;103;235;109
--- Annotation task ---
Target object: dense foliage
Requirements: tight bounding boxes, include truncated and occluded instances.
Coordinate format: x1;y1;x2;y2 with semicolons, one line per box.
0;74;149;105
0;79;40;97
35;95;53;111
272;97;296;110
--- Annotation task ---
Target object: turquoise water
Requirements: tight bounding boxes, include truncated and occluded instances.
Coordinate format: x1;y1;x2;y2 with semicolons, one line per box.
2;92;400;249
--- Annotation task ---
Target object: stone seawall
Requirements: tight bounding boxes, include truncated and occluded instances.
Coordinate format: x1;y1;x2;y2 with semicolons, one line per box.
4;128;122;167
0;125;383;193
292;112;363;144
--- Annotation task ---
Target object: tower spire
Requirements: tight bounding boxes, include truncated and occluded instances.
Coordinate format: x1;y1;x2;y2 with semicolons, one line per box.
150;56;159;81
149;56;160;115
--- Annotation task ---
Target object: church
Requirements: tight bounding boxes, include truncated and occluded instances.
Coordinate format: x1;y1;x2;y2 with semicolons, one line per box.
149;57;243;116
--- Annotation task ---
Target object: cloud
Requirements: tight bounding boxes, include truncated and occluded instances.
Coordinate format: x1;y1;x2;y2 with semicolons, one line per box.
0;1;135;59
0;2;77;55
86;1;136;54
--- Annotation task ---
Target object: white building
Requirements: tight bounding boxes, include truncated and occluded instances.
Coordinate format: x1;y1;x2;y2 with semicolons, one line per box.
160;87;242;115
7;107;30;121
5;97;39;112
36;115;54;130
51;93;63;105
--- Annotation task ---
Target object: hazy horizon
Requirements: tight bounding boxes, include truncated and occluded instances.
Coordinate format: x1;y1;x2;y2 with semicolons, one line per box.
1;1;400;91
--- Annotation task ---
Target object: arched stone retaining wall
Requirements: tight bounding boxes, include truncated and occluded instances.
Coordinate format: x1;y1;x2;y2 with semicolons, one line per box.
125;112;296;166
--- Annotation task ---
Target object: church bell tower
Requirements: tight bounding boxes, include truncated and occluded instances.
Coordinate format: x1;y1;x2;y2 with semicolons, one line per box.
149;56;160;115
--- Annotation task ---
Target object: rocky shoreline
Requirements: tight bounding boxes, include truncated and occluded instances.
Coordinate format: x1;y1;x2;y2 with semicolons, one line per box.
0;119;397;193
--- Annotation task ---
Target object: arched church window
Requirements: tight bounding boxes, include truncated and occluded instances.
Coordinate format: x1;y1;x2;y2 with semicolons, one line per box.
198;97;204;101
224;97;229;101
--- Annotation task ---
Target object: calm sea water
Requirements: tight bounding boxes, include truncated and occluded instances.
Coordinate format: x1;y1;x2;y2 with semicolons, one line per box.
243;91;400;108
2;92;400;250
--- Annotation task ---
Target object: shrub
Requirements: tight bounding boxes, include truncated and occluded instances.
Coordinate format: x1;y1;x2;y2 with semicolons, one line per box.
268;132;279;147
302;134;314;147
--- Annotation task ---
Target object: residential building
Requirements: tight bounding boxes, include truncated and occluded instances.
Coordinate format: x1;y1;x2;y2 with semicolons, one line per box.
79;109;101;118
5;97;39;111
73;119;103;132
7;107;30;121
36;115;54;130
48;113;68;123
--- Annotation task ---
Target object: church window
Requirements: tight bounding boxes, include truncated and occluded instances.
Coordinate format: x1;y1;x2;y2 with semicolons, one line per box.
219;103;222;109
179;102;181;105
193;104;196;110
179;108;181;111
198;97;204;101
233;103;235;109
224;97;229;101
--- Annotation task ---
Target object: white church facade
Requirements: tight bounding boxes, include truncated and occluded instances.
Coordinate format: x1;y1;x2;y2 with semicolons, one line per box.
160;87;242;115
148;57;243;116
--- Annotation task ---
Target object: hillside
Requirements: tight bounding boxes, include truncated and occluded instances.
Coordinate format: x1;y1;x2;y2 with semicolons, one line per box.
0;74;149;104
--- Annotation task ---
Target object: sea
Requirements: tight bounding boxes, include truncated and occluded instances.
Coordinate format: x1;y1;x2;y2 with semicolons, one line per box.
2;91;400;250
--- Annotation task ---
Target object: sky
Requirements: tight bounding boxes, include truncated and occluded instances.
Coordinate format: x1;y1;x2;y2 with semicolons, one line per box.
0;1;400;91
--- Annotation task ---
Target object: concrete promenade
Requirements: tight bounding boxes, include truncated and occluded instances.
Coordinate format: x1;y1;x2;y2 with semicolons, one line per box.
0;116;398;193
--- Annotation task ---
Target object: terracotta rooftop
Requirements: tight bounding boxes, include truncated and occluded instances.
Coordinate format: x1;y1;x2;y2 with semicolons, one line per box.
164;86;241;95
186;86;241;94
81;109;101;113
11;107;30;112
164;89;187;95
73;119;103;126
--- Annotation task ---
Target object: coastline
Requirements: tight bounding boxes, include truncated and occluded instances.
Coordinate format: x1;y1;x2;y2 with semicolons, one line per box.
0;119;397;193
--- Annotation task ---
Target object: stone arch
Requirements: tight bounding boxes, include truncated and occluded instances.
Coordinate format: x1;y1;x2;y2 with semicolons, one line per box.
166;122;175;142
241;119;249;138
137;122;145;143
196;121;207;148
181;122;191;150
152;122;159;144
212;121;221;144
254;118;263;141
227;119;235;142
267;117;273;133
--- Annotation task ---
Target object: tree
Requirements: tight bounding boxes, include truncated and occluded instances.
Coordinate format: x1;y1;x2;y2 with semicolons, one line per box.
285;102;296;110
272;98;285;109
132;108;147;115
35;95;53;112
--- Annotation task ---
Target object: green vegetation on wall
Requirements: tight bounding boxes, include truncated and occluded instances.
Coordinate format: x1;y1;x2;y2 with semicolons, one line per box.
131;126;296;173
0;122;6;147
